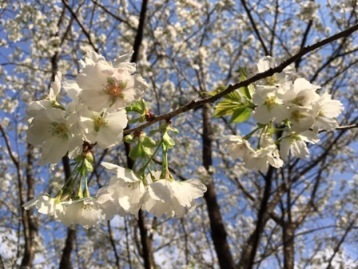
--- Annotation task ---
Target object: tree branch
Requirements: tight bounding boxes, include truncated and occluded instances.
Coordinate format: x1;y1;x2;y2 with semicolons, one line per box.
61;0;98;52
325;220;355;269
240;0;269;55
124;23;358;135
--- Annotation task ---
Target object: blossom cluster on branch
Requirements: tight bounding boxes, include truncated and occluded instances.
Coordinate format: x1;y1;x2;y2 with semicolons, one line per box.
23;51;344;229
24;51;207;228
224;56;343;173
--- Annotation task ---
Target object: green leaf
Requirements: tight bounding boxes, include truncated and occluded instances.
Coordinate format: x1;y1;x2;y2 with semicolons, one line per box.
126;99;146;113
168;126;179;134
230;107;252;123
163;132;175;149
213;98;241;117
226;90;241;102
142;145;154;156
142;136;157;148
84;158;93;172
124;134;134;143
206;85;227;96
129;143;143;159
237;67;255;99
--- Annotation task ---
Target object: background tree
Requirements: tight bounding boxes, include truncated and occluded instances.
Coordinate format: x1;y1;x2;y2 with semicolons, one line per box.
0;0;357;268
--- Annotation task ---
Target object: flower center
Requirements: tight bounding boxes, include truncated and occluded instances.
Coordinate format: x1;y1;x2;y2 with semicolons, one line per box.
93;115;108;132
292;95;306;106
104;77;127;99
265;75;278;85
82;203;94;211
49;122;69;140
290;110;306;123
264;96;277;109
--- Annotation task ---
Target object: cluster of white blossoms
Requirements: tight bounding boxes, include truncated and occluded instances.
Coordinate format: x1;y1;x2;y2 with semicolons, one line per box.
27;51;147;164
226;56;344;173
24;51;207;228
24;162;207;228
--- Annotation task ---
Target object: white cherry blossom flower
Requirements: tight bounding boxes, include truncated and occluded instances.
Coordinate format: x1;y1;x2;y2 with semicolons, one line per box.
287;106;315;132
62;79;82;101
113;51;136;73
282;78;320;107
76;51;148;112
57;198;104;229
312;92;344;131
225;135;255;160
253;100;288;124
280;131;319;160
256;56;293;89
245;144;283;173
27;71;62;117
80;108;128;149
27;108;82;164
23;194;64;218
79;49;106;68
98;179;146;217
100;162;146;216
48;71;62;101
141;176;207;218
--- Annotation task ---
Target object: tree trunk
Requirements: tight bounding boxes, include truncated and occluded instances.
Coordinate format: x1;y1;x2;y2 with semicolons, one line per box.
282;223;295;269
20;145;37;268
202;104;236;269
59;156;76;269
59;229;76;269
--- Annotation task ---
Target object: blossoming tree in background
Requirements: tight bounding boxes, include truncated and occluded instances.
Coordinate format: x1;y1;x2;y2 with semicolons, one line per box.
0;1;357;269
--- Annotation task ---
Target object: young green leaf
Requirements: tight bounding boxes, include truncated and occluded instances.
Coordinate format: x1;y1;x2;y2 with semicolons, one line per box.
230;107;252;123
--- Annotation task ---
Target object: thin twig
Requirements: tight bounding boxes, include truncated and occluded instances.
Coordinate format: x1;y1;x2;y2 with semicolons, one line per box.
61;0;98;52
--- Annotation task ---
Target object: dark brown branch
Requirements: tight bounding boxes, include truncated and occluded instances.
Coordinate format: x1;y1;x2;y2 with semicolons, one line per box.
240;0;269;55
59;156;76;269
131;0;148;63
20;145;38;268
0;125;35;268
238;167;274;269
59;226;76;269
124;218;132;269
61;0;98;52
295;18;313;69
124;23;358;135
107;221;120;269
325;220;355;269
137;210;155;269
269;0;279;56
91;1;134;29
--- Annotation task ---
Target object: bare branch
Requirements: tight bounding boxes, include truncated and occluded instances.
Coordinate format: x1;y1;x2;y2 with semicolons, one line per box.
61;0;98;52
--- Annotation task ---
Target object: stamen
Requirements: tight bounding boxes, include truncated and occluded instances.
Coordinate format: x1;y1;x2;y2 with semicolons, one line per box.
49;122;69;140
290;110;305;122
104;78;127;99
264;96;277;109
93;115;108;132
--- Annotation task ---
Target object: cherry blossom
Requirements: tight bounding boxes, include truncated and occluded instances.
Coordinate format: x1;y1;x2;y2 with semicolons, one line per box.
142;176;207;218
57;198;105;229
76;51;148;112
23;194;64;218
27;108;82;164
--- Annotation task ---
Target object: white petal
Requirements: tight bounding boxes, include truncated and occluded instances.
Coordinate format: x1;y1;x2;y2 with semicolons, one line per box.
101;162;140;182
